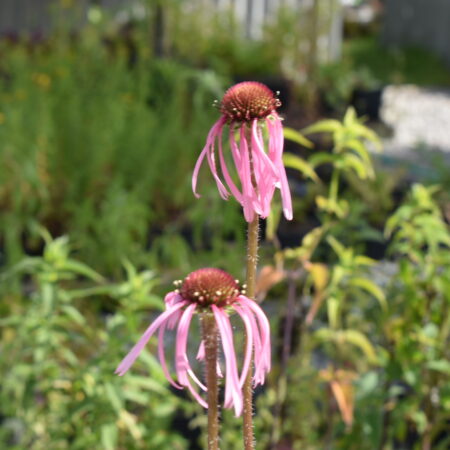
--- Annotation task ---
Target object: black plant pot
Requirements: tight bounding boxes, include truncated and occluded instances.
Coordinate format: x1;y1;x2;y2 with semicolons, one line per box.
351;87;383;121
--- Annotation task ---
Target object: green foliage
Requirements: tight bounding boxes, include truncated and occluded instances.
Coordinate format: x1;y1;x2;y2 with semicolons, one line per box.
285;107;381;220
0;11;449;448
0;235;190;449
0;27;241;275
269;107;449;448
381;184;450;448
344;36;450;87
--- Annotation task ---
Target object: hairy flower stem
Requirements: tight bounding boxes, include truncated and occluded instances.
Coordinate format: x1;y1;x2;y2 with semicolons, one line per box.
202;313;220;450
243;216;259;450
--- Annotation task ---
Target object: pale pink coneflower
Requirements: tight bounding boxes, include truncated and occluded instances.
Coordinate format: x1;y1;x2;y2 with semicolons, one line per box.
192;81;293;222
115;268;271;417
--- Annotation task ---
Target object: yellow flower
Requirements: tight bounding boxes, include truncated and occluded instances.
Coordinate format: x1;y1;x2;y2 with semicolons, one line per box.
32;73;51;90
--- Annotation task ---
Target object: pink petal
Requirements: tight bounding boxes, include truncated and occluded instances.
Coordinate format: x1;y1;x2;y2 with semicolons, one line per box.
237;296;271;384
164;292;184;329
192;117;228;199
212;305;243;417
277;160;293;220
267;115;293;220
218;125;243;202
229;125;242;168
238;301;264;384
158;322;183;389
239;126;256;222
175;304;208;408
267;113;283;159
252;119;278;177
232;304;253;388
206;132;229;200
115;300;187;376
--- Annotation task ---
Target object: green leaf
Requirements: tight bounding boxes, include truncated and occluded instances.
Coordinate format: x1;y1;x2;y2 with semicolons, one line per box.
354;255;376;266
426;360;450;374
352;123;382;149
341;329;378;364
60;260;104;282
345;138;372;164
283;226;325;261
283;153;319;182
327;236;346;260
348;277;387;311
327;297;340;329
302;119;342;135
357;371;379;396
101;423;118;450
266;201;282;241
308;152;340;168
342;153;372;179
105;382;123;412
283;127;314;148
125;375;169;395
61;305;87;325
343;106;357;126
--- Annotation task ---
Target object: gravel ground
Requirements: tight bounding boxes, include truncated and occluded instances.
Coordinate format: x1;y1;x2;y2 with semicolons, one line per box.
380;85;450;157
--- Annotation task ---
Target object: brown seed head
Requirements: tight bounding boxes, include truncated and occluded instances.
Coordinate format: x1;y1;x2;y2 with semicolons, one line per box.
220;81;281;122
181;268;240;307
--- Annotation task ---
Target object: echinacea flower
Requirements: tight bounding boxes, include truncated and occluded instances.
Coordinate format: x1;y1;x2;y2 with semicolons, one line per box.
192;81;293;222
115;268;271;417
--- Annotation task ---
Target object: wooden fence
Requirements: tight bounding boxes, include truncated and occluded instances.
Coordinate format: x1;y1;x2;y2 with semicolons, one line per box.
0;0;343;61
383;0;450;66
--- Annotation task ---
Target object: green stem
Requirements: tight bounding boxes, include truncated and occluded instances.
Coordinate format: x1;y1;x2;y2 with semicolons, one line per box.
202;313;220;450
243;216;259;450
329;168;340;204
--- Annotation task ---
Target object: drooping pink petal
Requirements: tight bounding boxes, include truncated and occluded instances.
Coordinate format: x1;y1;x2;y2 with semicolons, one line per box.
229;125;242;169
238;300;265;385
237;296;272;385
239;125;260;221
256;124;278;217
252;119;278;177
205;132;229;200
158;322;183;389
267;113;283;160
164;291;181;308
276;160;293;221
175;303;208;408
212;305;243;416
192;117;228;199
266;115;293;220
218;123;243;202
232;303;253;388
115;300;188;376
164;292;184;329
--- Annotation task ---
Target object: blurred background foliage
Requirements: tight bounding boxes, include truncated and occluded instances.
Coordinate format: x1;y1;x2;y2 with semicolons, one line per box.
1;0;450;449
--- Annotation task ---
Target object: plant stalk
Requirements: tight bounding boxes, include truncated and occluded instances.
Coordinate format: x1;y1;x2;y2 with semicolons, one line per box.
202;313;220;450
243;215;259;450
329;168;340;204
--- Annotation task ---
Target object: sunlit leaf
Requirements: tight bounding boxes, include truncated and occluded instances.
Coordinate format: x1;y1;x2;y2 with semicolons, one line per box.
341;330;378;364
283;153;319;181
348;277;387;311
283;127;314;148
302;119;341;135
